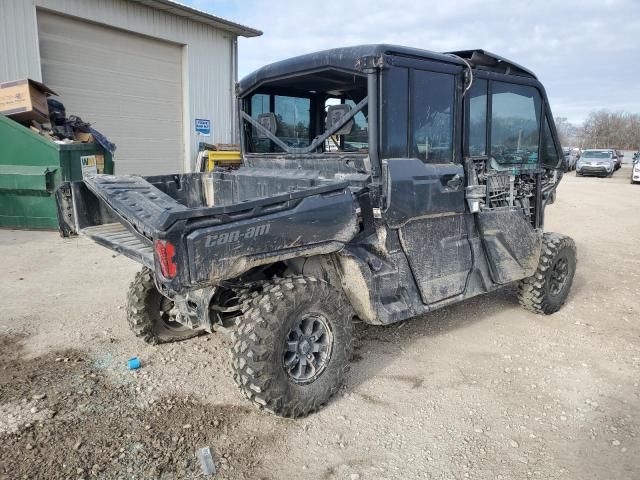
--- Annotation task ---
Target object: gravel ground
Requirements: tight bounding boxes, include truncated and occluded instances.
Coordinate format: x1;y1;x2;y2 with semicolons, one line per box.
1;166;639;479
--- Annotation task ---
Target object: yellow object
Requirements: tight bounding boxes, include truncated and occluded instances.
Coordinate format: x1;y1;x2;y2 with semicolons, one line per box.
207;150;241;171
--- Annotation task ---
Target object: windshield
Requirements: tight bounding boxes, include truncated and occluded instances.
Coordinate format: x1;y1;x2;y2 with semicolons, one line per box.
582;151;611;159
242;71;368;155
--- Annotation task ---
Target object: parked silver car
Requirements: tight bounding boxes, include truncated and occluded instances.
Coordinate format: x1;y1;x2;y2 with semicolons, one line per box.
607;149;623;170
576;149;615;177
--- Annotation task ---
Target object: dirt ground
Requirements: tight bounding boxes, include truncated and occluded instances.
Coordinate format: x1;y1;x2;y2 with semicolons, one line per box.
1;165;639;480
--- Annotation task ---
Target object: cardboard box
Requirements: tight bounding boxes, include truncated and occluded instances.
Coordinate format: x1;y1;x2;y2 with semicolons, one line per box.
0;79;57;124
74;131;94;143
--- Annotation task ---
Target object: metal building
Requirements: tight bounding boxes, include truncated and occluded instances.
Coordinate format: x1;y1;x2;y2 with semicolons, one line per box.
0;0;261;174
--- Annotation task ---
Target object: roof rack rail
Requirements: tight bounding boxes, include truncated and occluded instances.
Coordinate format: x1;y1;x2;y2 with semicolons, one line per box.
446;49;537;79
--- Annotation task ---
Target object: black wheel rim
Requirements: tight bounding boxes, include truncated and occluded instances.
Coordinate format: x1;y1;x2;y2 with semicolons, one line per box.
549;256;570;296
159;297;187;331
283;313;333;384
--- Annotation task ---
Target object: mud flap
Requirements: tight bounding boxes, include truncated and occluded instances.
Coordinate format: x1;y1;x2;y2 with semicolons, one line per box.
475;209;542;284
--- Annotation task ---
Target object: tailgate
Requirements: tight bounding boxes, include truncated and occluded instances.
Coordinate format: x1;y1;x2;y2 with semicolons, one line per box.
82;223;155;268
56;180;156;268
82;174;188;237
185;186;359;285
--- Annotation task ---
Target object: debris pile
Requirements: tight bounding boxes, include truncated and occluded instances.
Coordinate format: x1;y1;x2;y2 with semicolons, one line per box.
0;78;115;153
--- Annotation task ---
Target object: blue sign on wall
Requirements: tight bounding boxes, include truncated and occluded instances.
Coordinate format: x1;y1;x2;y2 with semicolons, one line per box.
195;118;211;136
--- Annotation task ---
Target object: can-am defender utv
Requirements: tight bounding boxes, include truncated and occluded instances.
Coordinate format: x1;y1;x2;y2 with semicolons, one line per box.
57;45;576;417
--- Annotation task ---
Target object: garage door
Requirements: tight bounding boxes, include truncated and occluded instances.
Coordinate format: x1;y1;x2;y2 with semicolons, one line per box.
37;11;183;175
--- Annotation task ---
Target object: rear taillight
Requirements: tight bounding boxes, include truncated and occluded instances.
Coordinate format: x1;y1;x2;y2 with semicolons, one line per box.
154;240;177;279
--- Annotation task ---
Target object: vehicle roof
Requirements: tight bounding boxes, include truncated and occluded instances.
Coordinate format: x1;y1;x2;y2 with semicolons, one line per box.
237;44;537;96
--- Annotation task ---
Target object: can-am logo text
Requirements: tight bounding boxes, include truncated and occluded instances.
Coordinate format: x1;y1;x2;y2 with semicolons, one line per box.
205;223;271;247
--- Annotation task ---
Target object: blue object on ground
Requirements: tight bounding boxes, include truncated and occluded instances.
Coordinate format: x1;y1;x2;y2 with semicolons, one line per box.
127;357;141;370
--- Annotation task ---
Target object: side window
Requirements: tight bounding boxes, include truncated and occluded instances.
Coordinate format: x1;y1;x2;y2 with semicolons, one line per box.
411;70;455;163
468;79;488;156
540;115;561;168
490;82;541;167
381;67;409;158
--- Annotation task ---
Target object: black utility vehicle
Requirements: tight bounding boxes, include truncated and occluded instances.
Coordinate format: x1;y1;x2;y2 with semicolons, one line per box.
57;45;576;417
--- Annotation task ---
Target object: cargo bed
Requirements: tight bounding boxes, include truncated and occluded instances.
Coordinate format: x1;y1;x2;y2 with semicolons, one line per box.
57;169;360;292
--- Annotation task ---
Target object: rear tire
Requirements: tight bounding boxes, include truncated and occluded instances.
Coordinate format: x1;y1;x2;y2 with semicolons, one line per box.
127;268;202;344
518;233;577;315
231;276;353;417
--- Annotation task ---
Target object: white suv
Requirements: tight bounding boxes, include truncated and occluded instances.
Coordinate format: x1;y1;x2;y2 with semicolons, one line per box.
631;153;640;184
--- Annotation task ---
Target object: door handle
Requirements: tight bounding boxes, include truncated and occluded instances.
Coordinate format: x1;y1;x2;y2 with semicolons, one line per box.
442;173;463;191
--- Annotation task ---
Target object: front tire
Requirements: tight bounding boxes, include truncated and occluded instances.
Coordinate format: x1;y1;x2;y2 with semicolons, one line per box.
232;276;353;417
127;268;202;344
518;233;577;315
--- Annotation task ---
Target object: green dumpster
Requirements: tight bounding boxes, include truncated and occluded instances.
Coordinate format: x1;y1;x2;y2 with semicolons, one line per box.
0;114;114;229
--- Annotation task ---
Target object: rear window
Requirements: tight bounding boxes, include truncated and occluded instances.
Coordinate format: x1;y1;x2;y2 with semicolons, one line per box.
249;94;311;153
274;96;311;149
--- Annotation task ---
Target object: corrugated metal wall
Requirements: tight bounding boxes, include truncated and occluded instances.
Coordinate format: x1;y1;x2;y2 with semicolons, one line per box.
0;0;236;171
0;0;42;82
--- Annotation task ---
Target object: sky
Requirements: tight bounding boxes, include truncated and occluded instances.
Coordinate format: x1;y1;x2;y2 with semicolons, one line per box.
185;0;640;124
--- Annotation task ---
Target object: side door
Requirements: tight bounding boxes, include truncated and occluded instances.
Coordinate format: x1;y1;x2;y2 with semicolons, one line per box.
382;66;473;305
465;79;545;284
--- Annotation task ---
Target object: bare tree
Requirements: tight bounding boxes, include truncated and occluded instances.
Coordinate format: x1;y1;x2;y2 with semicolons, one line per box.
554;117;572;146
580;110;640;149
